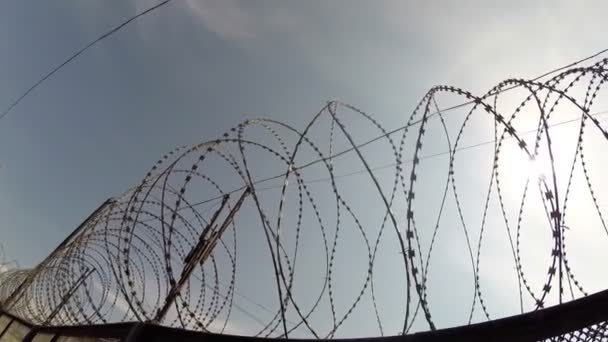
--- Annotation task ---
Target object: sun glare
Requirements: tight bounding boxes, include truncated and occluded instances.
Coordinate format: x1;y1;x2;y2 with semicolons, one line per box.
502;147;554;185
528;156;548;181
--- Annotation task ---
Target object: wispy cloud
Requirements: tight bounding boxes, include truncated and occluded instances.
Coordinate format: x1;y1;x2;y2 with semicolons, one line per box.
184;0;257;44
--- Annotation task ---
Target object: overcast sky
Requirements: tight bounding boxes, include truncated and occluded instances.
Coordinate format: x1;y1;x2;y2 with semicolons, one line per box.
1;0;608;337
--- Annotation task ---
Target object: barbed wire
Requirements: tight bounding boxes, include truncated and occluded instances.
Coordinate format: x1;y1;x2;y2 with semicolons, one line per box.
1;58;608;341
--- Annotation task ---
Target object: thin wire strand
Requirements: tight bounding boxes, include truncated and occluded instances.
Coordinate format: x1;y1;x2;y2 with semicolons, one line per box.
0;0;174;122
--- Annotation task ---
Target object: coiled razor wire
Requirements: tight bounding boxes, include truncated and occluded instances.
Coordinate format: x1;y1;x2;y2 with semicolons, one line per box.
0;59;608;340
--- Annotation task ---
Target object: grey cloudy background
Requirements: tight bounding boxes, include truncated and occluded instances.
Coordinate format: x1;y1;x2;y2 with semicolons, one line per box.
1;0;608;337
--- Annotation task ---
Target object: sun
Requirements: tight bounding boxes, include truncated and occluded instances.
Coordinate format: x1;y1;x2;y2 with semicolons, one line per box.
499;144;555;187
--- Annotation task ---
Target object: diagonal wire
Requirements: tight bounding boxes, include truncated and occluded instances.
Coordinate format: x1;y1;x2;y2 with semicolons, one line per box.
0;0;175;122
185;108;608;209
179;49;608;211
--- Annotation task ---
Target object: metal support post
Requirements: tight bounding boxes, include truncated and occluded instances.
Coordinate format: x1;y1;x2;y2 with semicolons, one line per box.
43;267;95;325
153;188;250;324
1;199;114;310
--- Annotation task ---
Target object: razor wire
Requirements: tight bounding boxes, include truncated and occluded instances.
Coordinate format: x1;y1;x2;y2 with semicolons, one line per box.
0;59;607;340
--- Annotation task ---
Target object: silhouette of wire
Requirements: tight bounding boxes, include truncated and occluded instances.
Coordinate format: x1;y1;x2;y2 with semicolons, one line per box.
1;56;608;341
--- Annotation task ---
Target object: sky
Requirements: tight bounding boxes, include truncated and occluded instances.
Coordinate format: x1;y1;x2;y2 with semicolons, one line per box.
1;0;608;338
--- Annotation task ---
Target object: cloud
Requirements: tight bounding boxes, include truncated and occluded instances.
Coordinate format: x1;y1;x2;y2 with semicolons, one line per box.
183;0;257;45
